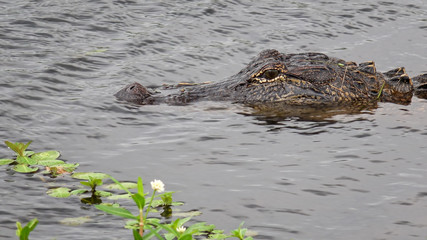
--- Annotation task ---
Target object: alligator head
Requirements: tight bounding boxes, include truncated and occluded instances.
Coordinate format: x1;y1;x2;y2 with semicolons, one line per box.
114;82;153;104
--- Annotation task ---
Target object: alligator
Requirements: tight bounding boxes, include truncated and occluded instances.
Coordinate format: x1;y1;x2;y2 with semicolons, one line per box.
115;49;427;106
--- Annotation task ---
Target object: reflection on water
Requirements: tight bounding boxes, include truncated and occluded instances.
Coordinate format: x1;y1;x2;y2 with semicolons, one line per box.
1;0;427;239
245;102;378;123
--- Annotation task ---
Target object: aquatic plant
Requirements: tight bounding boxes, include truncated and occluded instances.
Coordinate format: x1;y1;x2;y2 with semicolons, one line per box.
96;176;253;240
0;141;78;175
16;218;38;240
1;141;254;239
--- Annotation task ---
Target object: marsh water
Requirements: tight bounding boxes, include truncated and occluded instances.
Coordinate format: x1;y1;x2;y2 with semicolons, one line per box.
1;0;427;239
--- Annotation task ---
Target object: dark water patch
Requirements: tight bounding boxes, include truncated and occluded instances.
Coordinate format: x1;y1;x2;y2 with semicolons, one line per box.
370;160;387;163
393;201;413;206
277;208;311;216
10;20;38;27
416;192;427;198
244;204;264;209
323;184;346;188
254;225;300;235
53;63;96;73
350;189;369;193
358;7;375;12
351;133;372;138
334;154;361;159
302;189;337;196
394;220;424;227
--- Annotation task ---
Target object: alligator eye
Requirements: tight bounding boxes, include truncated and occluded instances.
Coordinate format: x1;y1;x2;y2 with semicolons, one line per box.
262;69;279;80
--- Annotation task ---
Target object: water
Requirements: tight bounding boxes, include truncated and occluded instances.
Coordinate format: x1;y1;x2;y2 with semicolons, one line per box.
1;0;426;239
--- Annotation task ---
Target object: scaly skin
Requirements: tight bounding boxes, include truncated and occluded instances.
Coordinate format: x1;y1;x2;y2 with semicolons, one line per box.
115;49;426;106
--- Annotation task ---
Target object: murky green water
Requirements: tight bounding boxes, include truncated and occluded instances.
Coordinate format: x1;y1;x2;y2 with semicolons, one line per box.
1;1;426;239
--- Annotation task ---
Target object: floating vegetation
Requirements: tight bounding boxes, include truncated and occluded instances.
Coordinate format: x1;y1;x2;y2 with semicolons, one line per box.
1;141;255;239
1;141;78;176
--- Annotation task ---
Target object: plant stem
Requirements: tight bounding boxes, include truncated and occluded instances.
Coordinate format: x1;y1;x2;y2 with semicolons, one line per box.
139;190;156;237
377;81;386;99
139;208;144;237
144;190;156;220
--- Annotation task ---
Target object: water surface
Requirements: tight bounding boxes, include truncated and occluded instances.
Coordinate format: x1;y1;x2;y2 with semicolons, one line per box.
1;0;426;239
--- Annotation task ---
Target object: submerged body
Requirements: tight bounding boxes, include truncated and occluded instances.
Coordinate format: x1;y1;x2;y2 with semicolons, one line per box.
115;49;426;106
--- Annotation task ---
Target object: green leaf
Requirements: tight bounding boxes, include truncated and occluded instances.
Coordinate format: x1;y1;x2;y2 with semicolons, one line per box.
47;187;71;198
132;193;146;210
23;151;34;157
92;178;103;186
108;176;132;195
46;163;79;174
5;141;32;156
95;205;138;220
103;182;138;190
133;229;143;240
22;141;32;153
37;159;65;166
107;193;132;200
26;218;38;232
16;218;38;239
145;218;160;225
60;163;79;171
70;189;87;195
5;141;18;153
19;226;30;240
137;177;144;195
148;199;183;208
207;232;229;239
171;217;191;229
164;232;175;240
31;151;60;161
95;190;113;197
230;222;255;240
103;202;121;208
186;222;215;234
161;193;173;206
71;172;110;180
149;221;178;236
16;156;37;165
16;221;22;236
80;181;92;187
169;218;181;229
154;191;175;199
6;141;32;157
125;220;139;229
0;159;14;165
173;210;202;218
178;234;192;240
13;164;38;173
144;224;165;240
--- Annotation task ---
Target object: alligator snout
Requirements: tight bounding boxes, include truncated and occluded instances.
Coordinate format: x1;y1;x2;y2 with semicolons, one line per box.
115;82;152;104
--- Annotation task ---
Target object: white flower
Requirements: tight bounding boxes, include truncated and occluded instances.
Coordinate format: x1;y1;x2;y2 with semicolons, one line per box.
150;179;165;193
176;226;186;233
